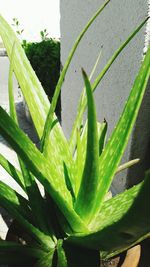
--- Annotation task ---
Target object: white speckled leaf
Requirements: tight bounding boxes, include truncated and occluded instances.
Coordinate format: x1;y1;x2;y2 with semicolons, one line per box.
35;249;55;267
39;0;111;186
68;171;150;258
75;70;99;224
0;107;87;233
67;49;102;155
93;46;150;216
40;0;110;157
8;43;53;235
0;15;75;198
74;121;106;196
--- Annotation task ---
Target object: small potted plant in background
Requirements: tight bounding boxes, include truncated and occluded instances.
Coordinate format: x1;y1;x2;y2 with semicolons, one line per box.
0;0;150;266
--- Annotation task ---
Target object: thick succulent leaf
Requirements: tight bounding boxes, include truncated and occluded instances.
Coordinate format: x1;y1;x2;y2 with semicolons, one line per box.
69;50;102;155
41;0;110;156
19;163;56;237
73;120;106;196
0;152;25;190
68;171;150;258
0;241;45;265
0;181;54;250
0;107;88;233
75;70;99;224
8;44;54;236
35;249;55;267
73;123;88;195
0;14;76;204
0;15;48;136
69;17;148;153
57;240;67;267
90;46;150;217
40;0;110;187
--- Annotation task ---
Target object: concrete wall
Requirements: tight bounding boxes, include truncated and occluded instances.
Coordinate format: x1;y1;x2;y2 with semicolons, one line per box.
60;0;149;193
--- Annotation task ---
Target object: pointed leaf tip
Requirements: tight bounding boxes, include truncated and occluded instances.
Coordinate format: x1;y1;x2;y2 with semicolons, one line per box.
75;70;99;224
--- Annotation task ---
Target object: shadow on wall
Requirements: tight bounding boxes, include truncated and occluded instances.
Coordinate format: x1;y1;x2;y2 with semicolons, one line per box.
127;78;150;187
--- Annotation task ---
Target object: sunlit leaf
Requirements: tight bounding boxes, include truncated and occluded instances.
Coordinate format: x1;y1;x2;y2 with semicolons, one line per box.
8;43;54;236
68;171;150;258
0;107;87;233
41;0;110;157
0;14;76;204
69;17;148;153
75;70;99;224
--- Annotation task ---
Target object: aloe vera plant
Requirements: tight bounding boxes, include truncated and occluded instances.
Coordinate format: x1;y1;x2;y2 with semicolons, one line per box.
0;1;150;266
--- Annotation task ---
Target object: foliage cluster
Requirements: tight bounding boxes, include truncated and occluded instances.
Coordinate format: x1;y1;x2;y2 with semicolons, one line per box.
0;1;149;266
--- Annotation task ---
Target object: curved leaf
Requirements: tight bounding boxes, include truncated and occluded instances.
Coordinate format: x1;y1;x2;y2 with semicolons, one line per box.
0;14;76;206
0;107;88;233
8;43;54;236
69;17;148;153
92;46;150;217
41;0;110;156
75;70;99;224
68;171;150;258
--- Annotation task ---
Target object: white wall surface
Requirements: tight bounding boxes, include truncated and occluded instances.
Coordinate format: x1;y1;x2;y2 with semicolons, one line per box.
60;0;149;193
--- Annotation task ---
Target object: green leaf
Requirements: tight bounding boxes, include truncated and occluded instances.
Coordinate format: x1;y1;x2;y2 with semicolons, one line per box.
8;42;18;121
75;70;99;224
8;43;54;236
40;0;110;156
0;14;76;208
69;17;149;153
0;152;25;190
57;240;67;267
72;49;103;195
69;50;102;154
35;248;55;267
0;181;54;250
73;125;86;195
68;171;150;258
0;181;31;221
0;107;88;233
73;120;106;196
0;241;45;265
98;120;107;156
90;45;150;218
